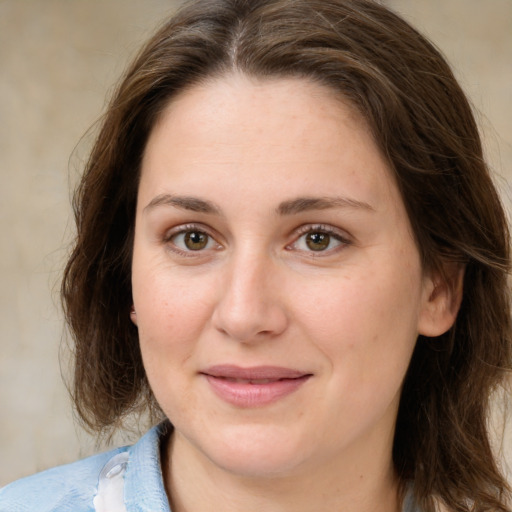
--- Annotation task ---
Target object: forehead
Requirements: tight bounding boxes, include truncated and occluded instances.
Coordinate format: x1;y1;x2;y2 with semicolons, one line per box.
147;73;366;154
139;73;400;217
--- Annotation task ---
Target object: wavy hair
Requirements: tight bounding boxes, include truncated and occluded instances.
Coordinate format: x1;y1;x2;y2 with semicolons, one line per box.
62;1;512;510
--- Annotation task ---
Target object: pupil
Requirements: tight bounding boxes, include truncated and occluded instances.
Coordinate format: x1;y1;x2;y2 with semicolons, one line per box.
306;232;330;251
185;231;207;250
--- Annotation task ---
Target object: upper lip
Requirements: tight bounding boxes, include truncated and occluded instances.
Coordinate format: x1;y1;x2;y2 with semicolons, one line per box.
201;365;311;381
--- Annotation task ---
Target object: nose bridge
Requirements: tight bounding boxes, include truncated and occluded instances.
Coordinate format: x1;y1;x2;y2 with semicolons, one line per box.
212;244;287;342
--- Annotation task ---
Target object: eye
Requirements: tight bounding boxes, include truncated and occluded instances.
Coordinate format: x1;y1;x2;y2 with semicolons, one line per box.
303;232;333;251
167;227;219;253
290;226;350;254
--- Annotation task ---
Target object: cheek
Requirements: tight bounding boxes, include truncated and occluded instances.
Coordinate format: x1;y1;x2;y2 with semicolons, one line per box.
133;246;211;322
132;263;214;371
293;260;423;370
133;273;212;420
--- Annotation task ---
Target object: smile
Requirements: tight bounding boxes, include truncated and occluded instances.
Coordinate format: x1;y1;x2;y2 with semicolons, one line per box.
201;365;312;408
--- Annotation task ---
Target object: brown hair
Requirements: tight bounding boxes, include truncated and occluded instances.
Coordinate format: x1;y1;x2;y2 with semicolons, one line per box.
62;0;512;510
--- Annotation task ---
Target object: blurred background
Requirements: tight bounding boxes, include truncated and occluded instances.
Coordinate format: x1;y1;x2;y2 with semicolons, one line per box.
0;0;511;486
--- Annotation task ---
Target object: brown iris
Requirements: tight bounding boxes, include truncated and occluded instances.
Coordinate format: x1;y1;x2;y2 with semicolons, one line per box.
305;232;330;251
184;231;209;250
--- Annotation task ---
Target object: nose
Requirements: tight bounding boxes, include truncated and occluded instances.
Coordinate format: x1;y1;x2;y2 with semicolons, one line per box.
211;252;289;343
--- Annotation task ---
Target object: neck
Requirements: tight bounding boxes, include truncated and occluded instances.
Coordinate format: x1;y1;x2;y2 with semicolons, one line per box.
163;431;401;512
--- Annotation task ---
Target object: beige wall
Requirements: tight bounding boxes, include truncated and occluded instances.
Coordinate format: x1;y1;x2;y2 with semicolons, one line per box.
1;0;511;486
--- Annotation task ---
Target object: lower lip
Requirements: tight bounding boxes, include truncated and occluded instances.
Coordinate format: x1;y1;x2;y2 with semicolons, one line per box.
203;375;311;408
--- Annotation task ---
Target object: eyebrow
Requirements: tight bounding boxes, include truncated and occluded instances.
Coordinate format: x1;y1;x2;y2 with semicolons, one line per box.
276;196;375;215
144;194;221;215
143;193;374;216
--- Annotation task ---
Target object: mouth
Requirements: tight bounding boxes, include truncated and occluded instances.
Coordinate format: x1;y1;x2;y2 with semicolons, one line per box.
221;378;287;384
200;365;312;407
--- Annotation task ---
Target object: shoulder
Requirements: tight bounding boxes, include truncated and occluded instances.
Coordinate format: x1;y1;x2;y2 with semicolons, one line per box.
0;423;170;512
0;447;127;512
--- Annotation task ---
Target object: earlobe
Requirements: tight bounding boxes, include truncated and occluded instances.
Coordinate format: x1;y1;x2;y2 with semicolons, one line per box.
417;264;465;337
130;305;138;326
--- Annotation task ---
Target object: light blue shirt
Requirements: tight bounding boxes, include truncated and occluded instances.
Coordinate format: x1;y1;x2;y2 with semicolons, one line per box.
0;424;171;512
0;423;420;511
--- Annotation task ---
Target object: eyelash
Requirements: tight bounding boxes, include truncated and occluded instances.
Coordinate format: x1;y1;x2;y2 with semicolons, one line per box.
162;223;351;257
163;224;221;257
288;224;352;256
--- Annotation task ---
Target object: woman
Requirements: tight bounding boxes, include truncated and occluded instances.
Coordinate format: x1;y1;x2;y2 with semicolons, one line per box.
1;0;510;511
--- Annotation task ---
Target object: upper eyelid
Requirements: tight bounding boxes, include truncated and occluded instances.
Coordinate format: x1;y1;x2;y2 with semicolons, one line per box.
293;223;352;241
163;222;217;240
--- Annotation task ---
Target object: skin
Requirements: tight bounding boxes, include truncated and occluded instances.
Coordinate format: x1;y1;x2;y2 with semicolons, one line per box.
131;74;460;512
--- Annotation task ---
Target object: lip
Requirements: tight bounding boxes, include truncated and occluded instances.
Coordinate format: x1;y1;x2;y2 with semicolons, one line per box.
200;365;312;408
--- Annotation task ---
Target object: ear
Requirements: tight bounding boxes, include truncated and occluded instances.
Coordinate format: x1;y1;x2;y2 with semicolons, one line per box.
130;305;138;326
417;263;465;337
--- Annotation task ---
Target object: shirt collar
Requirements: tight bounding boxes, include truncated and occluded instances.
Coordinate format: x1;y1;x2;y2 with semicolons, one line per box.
123;422;172;512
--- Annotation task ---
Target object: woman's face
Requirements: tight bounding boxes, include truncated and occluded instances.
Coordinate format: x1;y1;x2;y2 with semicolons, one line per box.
132;75;447;480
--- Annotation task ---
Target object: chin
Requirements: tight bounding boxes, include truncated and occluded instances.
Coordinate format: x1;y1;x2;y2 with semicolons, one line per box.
210;449;307;480
190;422;312;479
